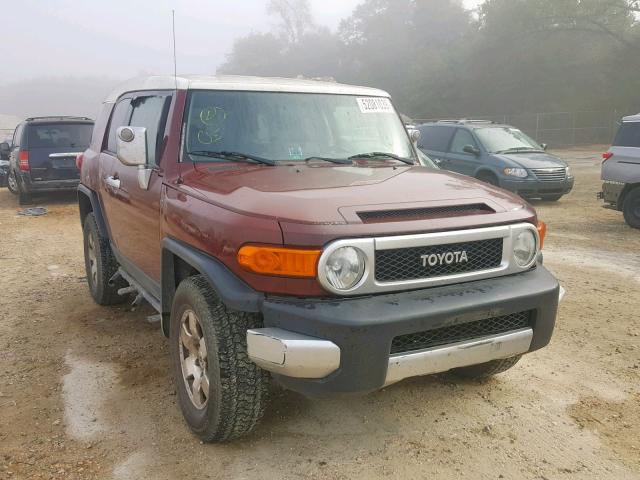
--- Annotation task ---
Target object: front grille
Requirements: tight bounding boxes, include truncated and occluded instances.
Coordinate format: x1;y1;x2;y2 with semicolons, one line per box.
390;311;532;354
531;167;567;182
358;204;494;224
375;238;503;282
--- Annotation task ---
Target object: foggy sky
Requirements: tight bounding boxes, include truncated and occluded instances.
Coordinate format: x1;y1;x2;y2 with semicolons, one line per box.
1;0;481;85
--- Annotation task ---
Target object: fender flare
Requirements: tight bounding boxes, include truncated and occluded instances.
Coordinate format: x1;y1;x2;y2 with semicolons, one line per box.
77;184;109;238
161;237;264;336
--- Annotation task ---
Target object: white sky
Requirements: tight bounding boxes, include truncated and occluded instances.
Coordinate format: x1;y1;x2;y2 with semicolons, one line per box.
0;0;482;85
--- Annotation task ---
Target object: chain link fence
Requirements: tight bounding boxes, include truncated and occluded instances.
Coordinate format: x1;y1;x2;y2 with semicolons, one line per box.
414;110;637;147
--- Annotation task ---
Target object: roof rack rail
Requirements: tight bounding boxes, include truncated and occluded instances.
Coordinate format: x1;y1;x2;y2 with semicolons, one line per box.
436;119;496;124
25;116;93;122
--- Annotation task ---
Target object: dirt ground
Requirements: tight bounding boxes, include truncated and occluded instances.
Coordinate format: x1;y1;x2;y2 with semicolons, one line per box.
1;147;639;480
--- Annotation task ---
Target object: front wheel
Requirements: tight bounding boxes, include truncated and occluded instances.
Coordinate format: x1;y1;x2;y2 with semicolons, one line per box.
622;187;640;229
170;275;269;442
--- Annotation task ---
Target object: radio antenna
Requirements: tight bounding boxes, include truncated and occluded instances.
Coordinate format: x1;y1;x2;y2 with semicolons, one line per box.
172;9;178;90
172;10;184;185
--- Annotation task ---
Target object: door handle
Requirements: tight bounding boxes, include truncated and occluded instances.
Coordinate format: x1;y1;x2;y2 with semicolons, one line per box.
105;175;121;189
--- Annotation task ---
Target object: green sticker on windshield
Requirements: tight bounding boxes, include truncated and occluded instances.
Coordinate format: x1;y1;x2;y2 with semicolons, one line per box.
196;107;228;145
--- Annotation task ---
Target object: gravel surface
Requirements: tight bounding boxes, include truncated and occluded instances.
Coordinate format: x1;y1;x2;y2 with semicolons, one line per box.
0;147;638;479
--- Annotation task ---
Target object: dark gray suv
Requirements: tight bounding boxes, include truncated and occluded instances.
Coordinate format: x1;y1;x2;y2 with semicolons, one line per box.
1;116;93;204
417;120;574;201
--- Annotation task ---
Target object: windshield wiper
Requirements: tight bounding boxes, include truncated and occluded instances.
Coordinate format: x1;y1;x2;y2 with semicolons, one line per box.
348;152;415;165
187;150;276;166
304;156;352;164
495;147;542;154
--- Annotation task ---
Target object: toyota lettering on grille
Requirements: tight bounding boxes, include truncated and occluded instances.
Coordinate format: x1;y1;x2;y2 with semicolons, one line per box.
420;251;469;268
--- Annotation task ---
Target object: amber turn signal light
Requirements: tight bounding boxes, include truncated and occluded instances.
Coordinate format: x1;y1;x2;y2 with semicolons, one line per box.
237;245;321;277
537;220;547;249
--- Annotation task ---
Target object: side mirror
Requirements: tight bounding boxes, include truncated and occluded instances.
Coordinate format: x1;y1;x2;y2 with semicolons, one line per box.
116;126;153;190
541;143;548;151
116;126;147;167
463;145;480;156
409;128;421;145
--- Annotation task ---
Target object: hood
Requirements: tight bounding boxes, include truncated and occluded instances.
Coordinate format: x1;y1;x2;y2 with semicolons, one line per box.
494;151;567;169
183;162;532;227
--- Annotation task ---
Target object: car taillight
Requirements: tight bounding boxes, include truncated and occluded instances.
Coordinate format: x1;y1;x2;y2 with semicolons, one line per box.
602;152;613;162
76;153;84;170
18;151;29;171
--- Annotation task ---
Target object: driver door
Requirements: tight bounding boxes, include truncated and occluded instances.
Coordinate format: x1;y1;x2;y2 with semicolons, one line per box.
446;128;481;177
99;92;172;295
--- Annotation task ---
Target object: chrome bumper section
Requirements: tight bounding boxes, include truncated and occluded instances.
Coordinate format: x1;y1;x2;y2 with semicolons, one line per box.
246;328;341;379
384;328;533;386
248;327;534;385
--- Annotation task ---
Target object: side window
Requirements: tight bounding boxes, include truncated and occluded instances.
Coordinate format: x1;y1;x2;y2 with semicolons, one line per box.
106;99;132;153
417;125;454;152
12;124;24;147
129;95;171;165
613;122;640;148
450;129;478;154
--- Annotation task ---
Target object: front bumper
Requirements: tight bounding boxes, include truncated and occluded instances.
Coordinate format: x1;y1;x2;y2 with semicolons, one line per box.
252;265;559;397
500;176;574;198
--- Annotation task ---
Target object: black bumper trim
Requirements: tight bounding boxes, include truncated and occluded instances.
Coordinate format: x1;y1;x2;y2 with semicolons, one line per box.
261;266;558;396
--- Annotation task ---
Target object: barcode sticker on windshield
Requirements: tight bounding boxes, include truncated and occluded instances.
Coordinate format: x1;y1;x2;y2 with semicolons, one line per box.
357;97;394;113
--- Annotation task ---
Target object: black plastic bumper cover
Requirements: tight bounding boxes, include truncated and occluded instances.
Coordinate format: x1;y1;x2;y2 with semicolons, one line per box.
261;266;559;397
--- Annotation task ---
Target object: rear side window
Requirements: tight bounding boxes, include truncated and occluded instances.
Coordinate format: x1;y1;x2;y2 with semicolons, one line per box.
613;122;640;148
106;99;132;153
128;95;171;165
27;123;93;149
12;124;24;147
417;125;454;151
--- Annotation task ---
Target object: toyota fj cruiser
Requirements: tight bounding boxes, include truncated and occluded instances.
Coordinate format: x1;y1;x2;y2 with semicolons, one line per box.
78;75;560;442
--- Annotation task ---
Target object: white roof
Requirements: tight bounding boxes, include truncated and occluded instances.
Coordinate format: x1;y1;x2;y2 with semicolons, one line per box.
104;75;390;103
622;113;640;122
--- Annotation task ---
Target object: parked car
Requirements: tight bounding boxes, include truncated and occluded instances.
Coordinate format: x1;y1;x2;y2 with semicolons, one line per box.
0;140;9;188
78;75;560;442
1;116;94;204
599;113;640;228
417;120;574;201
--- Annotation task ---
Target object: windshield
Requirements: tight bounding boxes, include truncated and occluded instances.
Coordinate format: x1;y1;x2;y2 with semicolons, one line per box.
27;123;93;149
184;91;415;163
475;127;542;153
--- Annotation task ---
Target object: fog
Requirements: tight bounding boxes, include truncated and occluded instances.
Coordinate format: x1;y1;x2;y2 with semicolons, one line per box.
1;0;638;131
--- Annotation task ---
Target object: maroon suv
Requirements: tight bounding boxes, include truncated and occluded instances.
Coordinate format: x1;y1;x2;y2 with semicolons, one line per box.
78;75;560;442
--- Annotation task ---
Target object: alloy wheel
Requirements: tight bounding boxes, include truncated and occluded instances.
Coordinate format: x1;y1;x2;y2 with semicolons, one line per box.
178;309;210;409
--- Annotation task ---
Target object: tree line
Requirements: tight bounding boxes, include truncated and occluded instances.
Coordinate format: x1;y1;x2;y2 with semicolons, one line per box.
219;0;640;119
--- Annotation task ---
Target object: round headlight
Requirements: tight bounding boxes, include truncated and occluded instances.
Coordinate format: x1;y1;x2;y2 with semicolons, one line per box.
324;246;365;290
513;230;537;267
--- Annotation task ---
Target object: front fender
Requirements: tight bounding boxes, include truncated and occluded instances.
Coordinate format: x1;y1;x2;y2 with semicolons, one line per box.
160;237;264;336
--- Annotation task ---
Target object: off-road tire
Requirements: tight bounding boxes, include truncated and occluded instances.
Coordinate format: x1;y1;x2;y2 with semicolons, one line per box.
7;170;19;195
622;187;640;229
451;355;522;380
82;213;126;305
170;275;269;443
